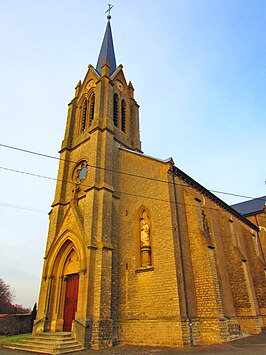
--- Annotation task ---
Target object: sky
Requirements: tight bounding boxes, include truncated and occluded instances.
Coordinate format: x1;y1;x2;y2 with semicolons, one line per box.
0;0;265;308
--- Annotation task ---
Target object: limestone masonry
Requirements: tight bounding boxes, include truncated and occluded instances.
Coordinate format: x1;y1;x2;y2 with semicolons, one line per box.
34;16;266;350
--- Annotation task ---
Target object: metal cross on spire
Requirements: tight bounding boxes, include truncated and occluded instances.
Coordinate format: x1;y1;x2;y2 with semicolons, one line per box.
105;4;114;20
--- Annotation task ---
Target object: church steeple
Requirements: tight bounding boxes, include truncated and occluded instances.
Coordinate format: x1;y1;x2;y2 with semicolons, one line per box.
60;8;141;153
96;14;117;76
34;10;142;350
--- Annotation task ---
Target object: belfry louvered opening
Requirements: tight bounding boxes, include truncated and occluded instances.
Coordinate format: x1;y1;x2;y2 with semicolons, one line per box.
113;93;119;127
121;99;126;132
81;100;88;131
89;94;95;124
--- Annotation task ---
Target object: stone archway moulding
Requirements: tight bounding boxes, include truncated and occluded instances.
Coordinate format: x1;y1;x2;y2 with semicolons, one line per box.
43;230;87;278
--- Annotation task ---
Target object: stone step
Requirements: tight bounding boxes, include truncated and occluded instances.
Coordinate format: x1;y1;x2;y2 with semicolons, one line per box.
36;332;72;337
20;337;77;344
19;339;80;347
4;345;54;354
4;333;84;354
5;344;83;355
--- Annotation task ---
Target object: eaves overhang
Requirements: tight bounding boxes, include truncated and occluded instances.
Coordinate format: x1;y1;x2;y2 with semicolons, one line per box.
243;210;263;217
172;165;259;232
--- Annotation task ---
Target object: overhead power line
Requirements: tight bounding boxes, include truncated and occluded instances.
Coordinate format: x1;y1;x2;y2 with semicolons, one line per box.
0;163;263;229
0;197;259;242
0;166;58;182
0;163;261;215
0;201;46;213
0;143;263;202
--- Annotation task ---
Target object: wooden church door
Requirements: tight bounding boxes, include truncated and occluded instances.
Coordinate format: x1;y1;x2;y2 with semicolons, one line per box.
63;273;79;331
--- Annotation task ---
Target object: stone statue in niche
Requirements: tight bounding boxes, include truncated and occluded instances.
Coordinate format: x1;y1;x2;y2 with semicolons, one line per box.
140;219;150;246
140;209;152;267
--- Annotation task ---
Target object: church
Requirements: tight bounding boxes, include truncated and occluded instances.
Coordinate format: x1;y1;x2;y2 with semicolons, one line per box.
31;14;266;350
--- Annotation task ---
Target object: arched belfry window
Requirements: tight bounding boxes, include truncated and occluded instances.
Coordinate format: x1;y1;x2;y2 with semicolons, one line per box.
139;207;152;267
89;94;95;124
81;100;88;131
113;93;119;127
121;99;126;132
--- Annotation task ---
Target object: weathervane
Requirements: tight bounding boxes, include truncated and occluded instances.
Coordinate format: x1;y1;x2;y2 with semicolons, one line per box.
105;4;114;20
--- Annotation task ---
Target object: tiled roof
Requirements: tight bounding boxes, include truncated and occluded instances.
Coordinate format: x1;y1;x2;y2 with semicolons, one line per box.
231;196;266;216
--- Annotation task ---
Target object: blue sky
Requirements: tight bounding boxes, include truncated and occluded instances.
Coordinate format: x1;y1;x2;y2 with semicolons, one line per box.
0;0;265;308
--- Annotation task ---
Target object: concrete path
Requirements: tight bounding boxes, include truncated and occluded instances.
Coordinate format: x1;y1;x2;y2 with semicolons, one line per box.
1;331;266;355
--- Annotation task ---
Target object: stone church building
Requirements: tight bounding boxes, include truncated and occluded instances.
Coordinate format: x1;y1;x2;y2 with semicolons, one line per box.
33;16;266;350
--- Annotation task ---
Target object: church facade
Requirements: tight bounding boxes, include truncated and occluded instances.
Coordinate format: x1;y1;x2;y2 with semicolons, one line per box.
34;17;266;349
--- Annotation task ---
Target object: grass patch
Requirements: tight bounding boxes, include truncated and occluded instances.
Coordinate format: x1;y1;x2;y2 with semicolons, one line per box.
0;334;31;345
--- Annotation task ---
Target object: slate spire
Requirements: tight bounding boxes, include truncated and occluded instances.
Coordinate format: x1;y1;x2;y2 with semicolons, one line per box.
96;13;117;76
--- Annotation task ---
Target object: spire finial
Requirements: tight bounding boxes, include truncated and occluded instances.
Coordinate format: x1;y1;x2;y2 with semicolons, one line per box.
96;6;117;76
105;4;114;20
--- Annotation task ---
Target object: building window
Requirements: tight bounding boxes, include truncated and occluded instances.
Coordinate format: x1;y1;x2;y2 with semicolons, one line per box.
113;93;119;127
81;100;87;131
121;99;126;132
89;94;95;124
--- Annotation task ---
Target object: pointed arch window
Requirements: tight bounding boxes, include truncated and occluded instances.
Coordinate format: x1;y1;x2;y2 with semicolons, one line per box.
81;100;88;131
121;99;126;132
113;93;119;127
89;94;95;124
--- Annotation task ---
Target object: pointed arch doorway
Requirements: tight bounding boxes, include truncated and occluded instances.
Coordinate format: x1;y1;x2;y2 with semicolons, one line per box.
61;247;80;332
63;273;79;331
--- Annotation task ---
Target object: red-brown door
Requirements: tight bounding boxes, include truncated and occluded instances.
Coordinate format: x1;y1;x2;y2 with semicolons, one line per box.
63;273;79;332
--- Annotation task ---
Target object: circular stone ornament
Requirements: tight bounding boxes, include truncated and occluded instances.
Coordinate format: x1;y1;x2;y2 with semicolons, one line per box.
73;161;89;184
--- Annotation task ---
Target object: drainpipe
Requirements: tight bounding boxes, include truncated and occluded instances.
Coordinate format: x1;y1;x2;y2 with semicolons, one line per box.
171;168;194;345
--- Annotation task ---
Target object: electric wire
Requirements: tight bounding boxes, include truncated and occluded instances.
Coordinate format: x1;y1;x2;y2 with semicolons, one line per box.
0;166;58;182
0;161;263;242
0;143;264;202
0;164;262;222
0;201;46;213
0;198;261;251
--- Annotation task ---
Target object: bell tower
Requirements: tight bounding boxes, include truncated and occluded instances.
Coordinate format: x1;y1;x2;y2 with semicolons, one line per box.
62;14;141;154
34;13;141;350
